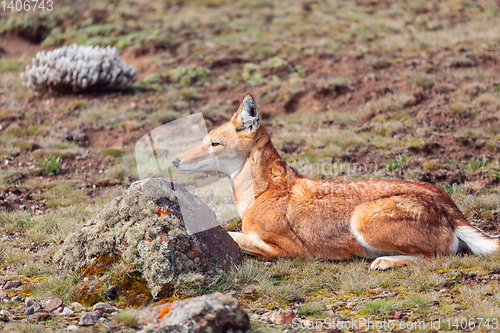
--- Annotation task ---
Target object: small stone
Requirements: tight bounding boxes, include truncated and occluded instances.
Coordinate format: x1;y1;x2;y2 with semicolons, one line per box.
70;302;84;309
62;307;74;315
0;309;11;322
394;311;403;319
92;302;118;313
4;281;21;289
20;205;26;210
24;306;35;316
53;306;64;314
25;297;37;307
67;325;79;331
250;314;260;321
269;309;296;325
11;296;23;302
99;317;110;323
327;309;335;316
32;302;41;312
79;312;98;326
0;290;7;299
345;302;355;309
45;297;64;312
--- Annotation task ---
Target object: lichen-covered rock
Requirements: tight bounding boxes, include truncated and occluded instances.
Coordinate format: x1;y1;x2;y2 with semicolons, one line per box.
21;44;137;94
55;178;241;300
137;292;250;333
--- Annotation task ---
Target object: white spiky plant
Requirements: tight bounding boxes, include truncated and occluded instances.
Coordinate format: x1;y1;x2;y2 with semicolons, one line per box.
21;44;137;94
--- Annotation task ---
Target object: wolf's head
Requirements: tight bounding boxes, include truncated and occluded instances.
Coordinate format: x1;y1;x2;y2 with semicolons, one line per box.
172;94;261;175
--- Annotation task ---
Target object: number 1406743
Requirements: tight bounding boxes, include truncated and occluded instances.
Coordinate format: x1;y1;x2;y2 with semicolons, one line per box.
1;0;53;12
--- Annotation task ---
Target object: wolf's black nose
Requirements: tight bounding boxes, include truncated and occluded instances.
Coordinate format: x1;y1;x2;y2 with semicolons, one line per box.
172;158;180;168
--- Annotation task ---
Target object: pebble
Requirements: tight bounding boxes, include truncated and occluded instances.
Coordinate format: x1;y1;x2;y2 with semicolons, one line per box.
345;302;355;309
62;307;75;315
269;309;296;325
93;302;119;313
70;302;84;309
53;306;64;314
24;306;35;316
67;325;79;331
79;312;99;326
45;297;64;312
25;297;37;307
4;281;22;289
250;314;260;321
11;296;23;302
32;302;41;312
0;290;7;299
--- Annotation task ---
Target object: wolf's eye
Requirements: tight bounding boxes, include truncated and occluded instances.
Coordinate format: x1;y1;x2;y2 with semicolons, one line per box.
211;142;220;147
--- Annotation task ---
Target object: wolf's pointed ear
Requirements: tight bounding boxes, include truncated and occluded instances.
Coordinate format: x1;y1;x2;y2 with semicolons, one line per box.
233;94;260;134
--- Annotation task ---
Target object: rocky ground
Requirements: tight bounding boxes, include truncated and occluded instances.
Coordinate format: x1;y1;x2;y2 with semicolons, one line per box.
1;0;500;332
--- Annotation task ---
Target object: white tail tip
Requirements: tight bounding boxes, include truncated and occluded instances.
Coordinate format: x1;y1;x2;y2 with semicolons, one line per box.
455;226;499;255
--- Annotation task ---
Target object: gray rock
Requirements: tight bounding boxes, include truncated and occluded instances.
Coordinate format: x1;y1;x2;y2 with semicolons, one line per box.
32;302;41;313
67;325;79;331
62;306;74;315
25;297;37;307
138;292;250;332
269;309;295;325
45;297;64;312
79;312;99;326
53;306;64;314
25;306;35;316
99;317;110;323
4;281;21;289
250;314;260;321
0;309;11;322
0;290;7;299
70;302;84;309
93;302;118;313
55;178;242;300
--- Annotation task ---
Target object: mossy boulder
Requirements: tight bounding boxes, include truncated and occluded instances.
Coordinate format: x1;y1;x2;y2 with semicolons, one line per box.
137;292;250;332
55;178;241;302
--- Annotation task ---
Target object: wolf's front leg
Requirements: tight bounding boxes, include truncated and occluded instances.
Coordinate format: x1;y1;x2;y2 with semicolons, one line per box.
229;232;283;260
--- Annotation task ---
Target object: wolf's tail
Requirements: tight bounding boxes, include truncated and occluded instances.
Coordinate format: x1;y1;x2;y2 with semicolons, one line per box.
455;226;500;255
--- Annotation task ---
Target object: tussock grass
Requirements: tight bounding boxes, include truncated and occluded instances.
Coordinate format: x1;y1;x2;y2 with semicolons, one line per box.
455;192;500;218
297;302;325;316
114;310;139;328
2;323;50;333
361;299;396;315
31;273;81;304
401;294;435;312
337;261;380;294
105;152;138;182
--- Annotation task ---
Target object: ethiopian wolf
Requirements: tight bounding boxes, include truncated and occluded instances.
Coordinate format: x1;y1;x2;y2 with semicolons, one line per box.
172;94;499;269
